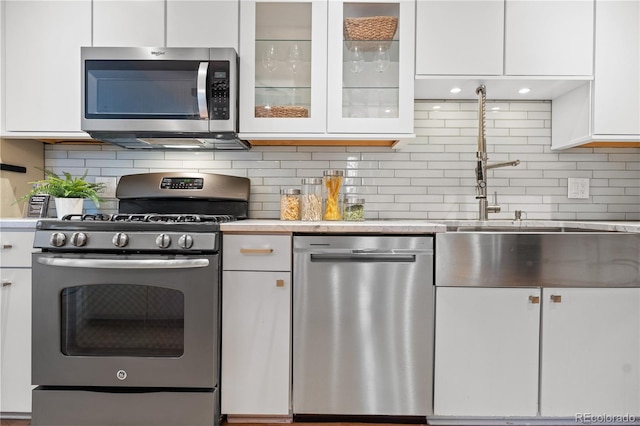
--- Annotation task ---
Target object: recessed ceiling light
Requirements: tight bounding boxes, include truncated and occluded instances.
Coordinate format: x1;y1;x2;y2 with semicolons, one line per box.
450;87;462;94
433;105;441;110
491;106;500;111
518;88;531;94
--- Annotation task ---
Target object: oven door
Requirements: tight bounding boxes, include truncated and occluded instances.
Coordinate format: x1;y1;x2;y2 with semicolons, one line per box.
32;252;219;388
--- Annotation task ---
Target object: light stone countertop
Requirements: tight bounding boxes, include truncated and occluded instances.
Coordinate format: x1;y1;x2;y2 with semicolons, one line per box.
221;219;640;233
220;219;448;234
0;218;41;229
1;218;639;233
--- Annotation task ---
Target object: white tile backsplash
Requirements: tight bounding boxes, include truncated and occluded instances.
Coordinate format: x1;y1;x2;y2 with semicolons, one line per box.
44;100;640;220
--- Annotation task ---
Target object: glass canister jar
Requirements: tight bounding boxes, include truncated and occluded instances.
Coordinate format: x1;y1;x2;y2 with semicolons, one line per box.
343;197;365;221
300;177;323;221
323;170;344;220
280;188;300;220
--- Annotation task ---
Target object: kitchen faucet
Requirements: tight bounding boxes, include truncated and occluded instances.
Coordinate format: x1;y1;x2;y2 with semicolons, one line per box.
475;85;520;220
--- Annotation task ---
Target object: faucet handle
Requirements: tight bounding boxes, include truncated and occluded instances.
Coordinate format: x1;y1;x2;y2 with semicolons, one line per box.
488;191;501;214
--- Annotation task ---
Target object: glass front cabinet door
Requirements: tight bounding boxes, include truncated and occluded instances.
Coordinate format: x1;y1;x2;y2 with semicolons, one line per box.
239;0;415;139
327;0;414;135
239;0;327;134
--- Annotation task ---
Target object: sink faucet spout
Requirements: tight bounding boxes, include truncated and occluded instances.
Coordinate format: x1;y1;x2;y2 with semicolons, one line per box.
475;85;519;220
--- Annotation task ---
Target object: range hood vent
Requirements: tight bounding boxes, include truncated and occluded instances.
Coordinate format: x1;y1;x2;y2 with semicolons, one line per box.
88;132;251;151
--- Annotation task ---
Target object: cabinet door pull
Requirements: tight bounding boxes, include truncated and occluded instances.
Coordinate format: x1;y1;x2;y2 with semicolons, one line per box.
550;294;562;303
528;295;540;304
276;279;285;288
2;244;13;249
2;281;12;287
239;248;274;255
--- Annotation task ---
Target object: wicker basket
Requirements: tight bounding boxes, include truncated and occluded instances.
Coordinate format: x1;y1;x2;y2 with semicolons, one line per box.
255;105;309;118
343;16;398;41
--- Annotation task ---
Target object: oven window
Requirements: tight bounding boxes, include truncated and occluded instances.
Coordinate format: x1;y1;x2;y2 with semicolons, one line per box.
60;284;184;357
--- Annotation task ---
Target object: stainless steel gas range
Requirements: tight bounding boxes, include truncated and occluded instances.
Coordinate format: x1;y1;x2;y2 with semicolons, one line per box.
30;172;250;426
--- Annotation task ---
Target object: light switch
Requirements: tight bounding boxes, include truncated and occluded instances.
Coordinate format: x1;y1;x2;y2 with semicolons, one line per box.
96;177;117;198
568;178;589;199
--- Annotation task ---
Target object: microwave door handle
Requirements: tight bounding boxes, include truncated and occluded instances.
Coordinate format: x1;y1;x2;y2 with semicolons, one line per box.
197;62;209;119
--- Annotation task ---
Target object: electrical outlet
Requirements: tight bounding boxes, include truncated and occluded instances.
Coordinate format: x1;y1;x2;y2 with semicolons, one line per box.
568;178;589;199
96;177;117;198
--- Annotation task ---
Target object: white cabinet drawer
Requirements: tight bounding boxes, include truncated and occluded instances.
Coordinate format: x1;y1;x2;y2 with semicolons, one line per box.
223;234;291;271
0;232;35;268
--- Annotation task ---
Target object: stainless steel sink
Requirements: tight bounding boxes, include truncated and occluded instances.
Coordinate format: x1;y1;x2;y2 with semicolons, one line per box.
436;231;640;288
446;225;605;232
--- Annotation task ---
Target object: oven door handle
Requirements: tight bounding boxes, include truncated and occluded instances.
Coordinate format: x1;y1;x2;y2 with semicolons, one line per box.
36;257;210;269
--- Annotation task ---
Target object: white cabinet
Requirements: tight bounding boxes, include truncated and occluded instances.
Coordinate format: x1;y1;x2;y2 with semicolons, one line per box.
239;0;415;141
434;286;640;419
93;0;239;49
2;0;91;136
433;287;541;416
504;1;594;76
221;234;292;418
1;0;238;138
552;0;640;149
415;0;503;76
92;0;165;47
415;0;594;100
166;0;239;49
540;288;640;416
0;230;35;415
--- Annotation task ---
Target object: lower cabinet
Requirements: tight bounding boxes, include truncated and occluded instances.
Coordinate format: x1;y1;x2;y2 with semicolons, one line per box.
434;286;640;418
434;287;541;416
0;230;35;415
540;288;640;416
221;234;292;417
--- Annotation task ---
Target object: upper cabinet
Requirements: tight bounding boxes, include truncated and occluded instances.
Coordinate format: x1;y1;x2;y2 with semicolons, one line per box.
415;0;594;100
93;0;165;47
93;0;239;49
166;0;239;48
3;0;91;136
504;0;594;76
1;0;238;139
415;0;504;76
552;0;640;149
238;0;415;142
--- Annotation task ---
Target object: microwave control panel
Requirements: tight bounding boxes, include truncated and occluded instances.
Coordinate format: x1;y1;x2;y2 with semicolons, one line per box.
210;61;230;120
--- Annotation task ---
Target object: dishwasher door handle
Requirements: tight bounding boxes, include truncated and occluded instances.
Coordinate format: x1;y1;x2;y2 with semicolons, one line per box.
310;253;416;263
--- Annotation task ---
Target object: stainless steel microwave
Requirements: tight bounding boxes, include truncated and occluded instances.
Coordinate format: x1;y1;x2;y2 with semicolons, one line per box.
81;47;249;150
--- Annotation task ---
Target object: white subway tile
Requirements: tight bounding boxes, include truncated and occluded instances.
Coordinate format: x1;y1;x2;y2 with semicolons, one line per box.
43;100;639;221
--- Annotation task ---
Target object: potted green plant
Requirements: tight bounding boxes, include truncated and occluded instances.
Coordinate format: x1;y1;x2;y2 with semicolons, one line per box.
19;168;105;218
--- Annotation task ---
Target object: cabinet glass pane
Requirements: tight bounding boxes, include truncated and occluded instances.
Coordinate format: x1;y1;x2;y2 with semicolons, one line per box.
342;3;400;119
255;3;312;119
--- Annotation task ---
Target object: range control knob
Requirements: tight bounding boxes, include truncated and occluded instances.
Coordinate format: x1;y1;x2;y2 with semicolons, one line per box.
50;232;67;247
70;232;88;247
112;232;129;248
178;234;194;249
156;233;172;249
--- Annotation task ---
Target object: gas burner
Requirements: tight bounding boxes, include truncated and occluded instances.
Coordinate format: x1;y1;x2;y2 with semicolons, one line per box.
111;214;154;222
107;213;238;224
61;213;114;221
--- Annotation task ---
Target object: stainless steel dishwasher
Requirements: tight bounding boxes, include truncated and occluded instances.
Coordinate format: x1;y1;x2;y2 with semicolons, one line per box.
293;235;434;417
